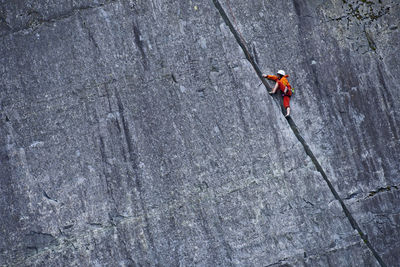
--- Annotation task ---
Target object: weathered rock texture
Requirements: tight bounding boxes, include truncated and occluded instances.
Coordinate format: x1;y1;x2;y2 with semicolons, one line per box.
0;0;399;266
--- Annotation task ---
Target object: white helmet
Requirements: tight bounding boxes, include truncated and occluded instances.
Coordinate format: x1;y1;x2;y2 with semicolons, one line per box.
277;70;285;76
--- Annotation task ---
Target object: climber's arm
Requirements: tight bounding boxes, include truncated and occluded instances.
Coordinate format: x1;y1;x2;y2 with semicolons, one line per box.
262;74;278;81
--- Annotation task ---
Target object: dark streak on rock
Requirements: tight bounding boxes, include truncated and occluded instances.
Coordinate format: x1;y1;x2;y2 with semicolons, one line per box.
376;64;399;140
43;190;58;202
98;134;118;210
113;87;159;265
0;12;11;31
265;257;289;267
63;224;74;230
303;198;315;206
114;89;138;169
252;43;259;65
364;25;377;51
171;73;178;83
133;22;148;70
88;222;103;227
237;98;249;133
80;15;100;54
228;188;240;194
26;246;38;253
25;231;58;252
345;192;359;200
367;184;400;198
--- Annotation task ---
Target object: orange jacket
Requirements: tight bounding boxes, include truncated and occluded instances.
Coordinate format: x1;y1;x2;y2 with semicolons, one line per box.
267;75;293;97
266;75;292;95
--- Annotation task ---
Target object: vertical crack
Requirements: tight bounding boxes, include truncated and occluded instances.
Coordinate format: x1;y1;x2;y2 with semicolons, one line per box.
132;20;149;70
113;88;159;265
212;0;386;266
79;15;101;55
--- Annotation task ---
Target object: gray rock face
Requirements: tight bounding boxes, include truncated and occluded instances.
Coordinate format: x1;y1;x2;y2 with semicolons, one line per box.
0;0;399;266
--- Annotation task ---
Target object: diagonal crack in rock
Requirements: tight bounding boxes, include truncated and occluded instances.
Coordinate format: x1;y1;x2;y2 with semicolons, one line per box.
211;0;387;266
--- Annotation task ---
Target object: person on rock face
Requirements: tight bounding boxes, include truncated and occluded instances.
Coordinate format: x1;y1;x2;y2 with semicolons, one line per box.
262;70;292;117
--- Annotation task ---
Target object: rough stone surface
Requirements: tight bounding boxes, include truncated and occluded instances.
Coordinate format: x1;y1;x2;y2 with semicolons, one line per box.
0;0;399;266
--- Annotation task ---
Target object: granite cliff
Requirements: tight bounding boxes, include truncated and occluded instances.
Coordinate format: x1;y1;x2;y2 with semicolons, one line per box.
1;0;399;266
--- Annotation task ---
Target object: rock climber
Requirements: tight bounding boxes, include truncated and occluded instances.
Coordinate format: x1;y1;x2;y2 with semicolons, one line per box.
262;70;292;117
